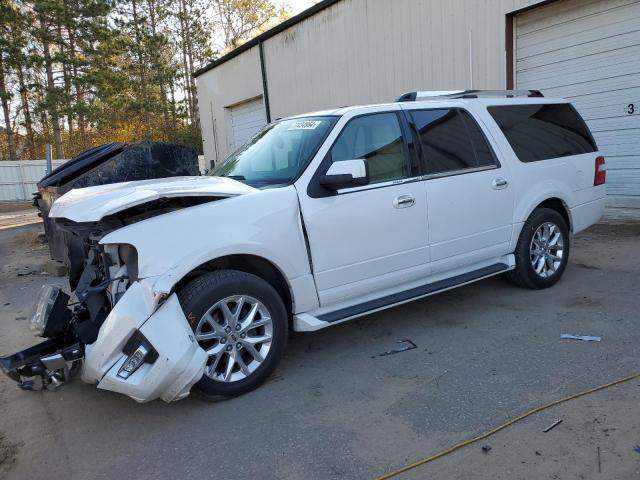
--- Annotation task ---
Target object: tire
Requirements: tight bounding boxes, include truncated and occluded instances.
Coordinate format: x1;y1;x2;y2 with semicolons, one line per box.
506;208;570;289
178;270;288;397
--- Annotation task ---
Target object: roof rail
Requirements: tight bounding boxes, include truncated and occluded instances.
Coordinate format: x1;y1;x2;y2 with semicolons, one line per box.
395;89;544;102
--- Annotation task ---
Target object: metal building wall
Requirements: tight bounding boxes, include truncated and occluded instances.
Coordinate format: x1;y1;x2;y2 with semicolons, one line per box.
196;0;546;163
514;0;640;208
196;45;263;166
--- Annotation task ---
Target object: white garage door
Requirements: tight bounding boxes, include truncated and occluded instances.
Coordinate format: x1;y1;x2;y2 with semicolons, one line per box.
515;0;640;208
228;97;267;151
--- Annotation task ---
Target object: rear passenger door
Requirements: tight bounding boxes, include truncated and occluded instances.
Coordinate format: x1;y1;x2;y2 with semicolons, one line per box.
404;106;514;275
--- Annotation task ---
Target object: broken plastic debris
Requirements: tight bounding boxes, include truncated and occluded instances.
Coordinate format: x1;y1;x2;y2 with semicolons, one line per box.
543;419;563;433
17;271;37;277
372;340;417;358
561;334;601;342
598;446;602;473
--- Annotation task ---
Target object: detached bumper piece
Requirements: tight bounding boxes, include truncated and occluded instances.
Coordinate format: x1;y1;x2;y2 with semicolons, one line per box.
3;280;206;403
0;284;83;391
92;292;207;403
0;337;83;391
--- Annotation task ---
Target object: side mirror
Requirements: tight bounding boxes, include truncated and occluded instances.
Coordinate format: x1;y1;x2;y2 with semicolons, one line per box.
319;159;369;190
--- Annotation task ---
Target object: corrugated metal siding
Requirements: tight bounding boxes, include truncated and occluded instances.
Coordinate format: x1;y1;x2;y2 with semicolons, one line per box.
0;160;68;202
195;45;264;164
264;0;509;119
229;97;267;150
196;0;547;162
515;0;640;207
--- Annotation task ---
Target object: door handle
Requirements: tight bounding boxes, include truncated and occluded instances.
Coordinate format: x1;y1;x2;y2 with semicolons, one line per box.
393;194;415;209
492;178;508;190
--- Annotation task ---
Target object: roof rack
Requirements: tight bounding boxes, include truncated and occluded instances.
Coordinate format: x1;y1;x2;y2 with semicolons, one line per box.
395;89;544;102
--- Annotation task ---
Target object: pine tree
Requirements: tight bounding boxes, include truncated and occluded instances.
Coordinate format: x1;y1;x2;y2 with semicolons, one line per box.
174;0;212;131
1;0;284;160
0;0;22;160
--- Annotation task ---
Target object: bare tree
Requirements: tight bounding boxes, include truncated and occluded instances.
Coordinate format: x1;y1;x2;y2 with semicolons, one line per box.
211;0;278;49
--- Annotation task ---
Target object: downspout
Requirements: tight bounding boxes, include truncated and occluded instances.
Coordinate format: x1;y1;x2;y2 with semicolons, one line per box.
468;30;474;90
258;40;272;123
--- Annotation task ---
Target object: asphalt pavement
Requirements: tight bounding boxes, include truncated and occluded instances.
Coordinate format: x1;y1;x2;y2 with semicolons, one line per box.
0;219;638;479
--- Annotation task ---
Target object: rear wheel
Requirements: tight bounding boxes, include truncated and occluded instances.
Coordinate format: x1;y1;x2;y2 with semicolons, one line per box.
507;208;570;289
178;270;287;397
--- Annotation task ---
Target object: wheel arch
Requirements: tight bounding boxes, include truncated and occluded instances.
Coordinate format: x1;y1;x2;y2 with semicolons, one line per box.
172;254;294;319
510;195;573;253
535;197;572;232
518;194;573;232
507;199;572;290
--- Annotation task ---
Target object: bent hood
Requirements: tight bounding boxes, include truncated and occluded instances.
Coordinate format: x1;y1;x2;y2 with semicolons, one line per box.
49;176;257;222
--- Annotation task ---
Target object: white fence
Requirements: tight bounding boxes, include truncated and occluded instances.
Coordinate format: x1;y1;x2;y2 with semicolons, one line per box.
1;155;207;202
0;159;68;202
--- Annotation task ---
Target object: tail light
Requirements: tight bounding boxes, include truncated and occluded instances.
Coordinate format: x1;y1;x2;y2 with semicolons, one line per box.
594;156;606;186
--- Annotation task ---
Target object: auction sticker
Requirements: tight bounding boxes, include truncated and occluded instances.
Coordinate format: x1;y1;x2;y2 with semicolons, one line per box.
288;120;322;130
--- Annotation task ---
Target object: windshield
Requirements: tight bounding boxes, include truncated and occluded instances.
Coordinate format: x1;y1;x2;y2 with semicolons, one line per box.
210;116;337;187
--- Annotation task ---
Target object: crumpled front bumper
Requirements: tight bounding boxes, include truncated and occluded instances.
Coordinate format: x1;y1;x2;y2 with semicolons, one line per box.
82;279;207;402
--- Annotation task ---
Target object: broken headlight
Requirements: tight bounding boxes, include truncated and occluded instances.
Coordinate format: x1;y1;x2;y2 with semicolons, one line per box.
118;244;139;282
102;243;139;307
29;285;72;338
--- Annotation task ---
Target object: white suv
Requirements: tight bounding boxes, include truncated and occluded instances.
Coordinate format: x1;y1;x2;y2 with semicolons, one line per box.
1;90;606;402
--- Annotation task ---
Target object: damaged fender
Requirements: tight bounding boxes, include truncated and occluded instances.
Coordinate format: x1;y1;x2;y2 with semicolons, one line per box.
99;186;318;312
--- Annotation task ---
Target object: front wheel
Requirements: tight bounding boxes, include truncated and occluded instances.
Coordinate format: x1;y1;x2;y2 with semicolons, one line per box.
178;270;288;397
506;208;570;289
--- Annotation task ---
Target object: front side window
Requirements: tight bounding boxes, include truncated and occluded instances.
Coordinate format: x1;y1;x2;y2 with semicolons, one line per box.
488;103;597;162
211;116;336;187
410;108;497;175
329;112;408;184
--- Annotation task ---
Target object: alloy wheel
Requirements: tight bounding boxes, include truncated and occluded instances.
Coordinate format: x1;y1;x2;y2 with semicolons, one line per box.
530;222;564;278
194;295;273;382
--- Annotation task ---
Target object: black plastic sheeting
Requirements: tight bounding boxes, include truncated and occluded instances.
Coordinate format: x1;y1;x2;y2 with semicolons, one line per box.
38;142;125;188
35;140;200;262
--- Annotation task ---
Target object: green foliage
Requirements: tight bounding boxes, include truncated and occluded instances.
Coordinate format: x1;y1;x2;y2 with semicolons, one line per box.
0;0;287;160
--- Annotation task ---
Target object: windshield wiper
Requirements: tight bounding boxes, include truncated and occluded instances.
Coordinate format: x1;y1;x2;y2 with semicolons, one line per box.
226;175;246;180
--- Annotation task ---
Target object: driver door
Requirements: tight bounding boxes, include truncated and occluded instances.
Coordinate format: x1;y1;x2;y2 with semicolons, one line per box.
297;111;430;308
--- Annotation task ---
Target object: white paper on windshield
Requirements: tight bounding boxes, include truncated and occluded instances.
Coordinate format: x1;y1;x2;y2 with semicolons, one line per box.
288;120;322;130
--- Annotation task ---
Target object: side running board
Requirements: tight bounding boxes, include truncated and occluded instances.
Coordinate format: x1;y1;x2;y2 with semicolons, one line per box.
294;263;509;331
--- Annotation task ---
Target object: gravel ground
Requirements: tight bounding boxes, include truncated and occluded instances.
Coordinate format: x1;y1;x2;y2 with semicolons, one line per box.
0;220;639;480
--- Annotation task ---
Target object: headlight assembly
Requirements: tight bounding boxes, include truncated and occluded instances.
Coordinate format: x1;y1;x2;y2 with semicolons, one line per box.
118;244;139;282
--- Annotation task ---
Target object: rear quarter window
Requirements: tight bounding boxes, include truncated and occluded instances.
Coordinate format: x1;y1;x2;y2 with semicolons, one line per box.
488;103;597;162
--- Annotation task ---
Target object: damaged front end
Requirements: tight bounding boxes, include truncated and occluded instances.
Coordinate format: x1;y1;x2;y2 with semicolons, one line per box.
0;315;83;392
0;197;211;402
0;225;125;392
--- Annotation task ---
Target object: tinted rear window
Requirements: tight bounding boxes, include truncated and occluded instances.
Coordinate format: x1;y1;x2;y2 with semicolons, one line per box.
488;104;596;162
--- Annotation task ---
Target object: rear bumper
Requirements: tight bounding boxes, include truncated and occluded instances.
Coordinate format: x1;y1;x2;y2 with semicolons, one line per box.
570;196;606;234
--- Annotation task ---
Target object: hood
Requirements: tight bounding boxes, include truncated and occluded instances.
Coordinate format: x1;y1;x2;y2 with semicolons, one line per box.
49;176;257;222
